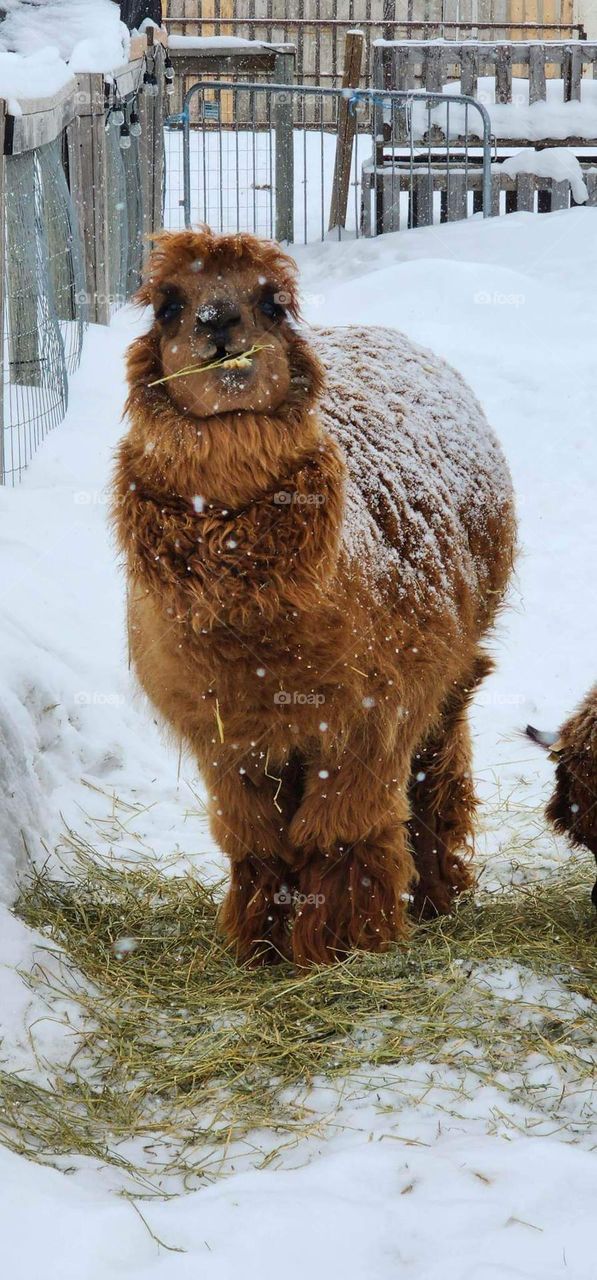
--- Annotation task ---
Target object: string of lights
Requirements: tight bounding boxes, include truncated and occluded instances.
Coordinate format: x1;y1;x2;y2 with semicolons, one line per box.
104;48;174;150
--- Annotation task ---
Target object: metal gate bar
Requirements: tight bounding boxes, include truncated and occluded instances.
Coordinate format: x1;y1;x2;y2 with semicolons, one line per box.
177;82;491;244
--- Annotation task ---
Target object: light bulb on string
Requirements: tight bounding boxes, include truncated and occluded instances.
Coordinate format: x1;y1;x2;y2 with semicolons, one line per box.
112;103;125;127
129;108;141;138
143;72;159;98
119;122;131;150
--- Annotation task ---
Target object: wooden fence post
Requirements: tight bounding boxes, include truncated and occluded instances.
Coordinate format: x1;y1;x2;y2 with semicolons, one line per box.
273;50;294;244
0;101;5;481
139;29;166;258
71;73;111;324
5;151;40;383
328;29;364;232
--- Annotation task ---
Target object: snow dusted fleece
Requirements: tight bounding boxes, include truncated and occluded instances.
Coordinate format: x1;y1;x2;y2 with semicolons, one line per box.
316;325;512;604
113;228;517;966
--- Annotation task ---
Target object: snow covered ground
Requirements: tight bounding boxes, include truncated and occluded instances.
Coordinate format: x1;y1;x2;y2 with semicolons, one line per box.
0;207;596;1278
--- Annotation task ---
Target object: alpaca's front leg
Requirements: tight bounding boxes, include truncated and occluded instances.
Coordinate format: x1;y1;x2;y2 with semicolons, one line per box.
199;748;300;963
288;740;415;964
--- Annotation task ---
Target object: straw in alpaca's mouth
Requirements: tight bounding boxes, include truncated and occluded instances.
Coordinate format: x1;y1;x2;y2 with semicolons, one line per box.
148;343;273;388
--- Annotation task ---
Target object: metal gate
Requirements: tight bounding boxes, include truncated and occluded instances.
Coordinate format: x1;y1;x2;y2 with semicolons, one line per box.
172;82;491;244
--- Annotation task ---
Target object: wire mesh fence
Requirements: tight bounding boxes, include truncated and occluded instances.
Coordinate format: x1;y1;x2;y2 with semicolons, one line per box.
1;69;153;485
171;82;491;245
2;139;87;485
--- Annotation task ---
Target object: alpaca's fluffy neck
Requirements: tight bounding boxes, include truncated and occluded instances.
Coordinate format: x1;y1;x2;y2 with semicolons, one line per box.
124;326;329;510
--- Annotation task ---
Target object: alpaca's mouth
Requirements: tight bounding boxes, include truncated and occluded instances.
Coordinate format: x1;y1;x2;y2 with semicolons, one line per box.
149;343;271;388
213;349;254;372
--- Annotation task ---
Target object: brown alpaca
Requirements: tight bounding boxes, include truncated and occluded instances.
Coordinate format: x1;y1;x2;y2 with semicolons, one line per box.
112;227;516;965
527;686;597;908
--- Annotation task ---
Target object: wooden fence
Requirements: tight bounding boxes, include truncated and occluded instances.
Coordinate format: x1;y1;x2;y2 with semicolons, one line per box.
367;39;597;231
164;0;582;95
1;35;166;483
372;40;597;146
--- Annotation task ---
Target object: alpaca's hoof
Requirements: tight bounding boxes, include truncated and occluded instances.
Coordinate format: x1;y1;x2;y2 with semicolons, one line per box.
411;853;473;921
411;880;457;920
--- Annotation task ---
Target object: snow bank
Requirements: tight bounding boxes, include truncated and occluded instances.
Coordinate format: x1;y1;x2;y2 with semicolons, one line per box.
501;147;589;202
0;0;130;96
0;315;216;909
409;76;597;141
0;47;74;112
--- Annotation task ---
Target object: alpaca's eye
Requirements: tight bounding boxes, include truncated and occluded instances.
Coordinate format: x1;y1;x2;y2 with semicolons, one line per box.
156;296;184;325
260;293;285;321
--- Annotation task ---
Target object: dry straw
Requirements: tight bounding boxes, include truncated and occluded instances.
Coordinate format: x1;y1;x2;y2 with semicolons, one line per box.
2;821;596;1190
148;343;272;387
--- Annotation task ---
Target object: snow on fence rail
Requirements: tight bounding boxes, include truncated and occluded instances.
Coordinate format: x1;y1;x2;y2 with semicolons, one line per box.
373;40;597;143
0;38;166;485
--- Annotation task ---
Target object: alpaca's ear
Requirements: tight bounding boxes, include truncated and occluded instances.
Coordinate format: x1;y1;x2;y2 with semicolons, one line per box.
134;230;191;308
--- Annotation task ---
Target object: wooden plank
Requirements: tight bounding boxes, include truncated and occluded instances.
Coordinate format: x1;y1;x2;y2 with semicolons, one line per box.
380;170;401;233
329;29;364;230
392;44;413;92
5;151;40;382
509;0;526;44
411;171;433;226
446;170;468;221
360;168;373;237
561;0;574;33
585;171;597;205
273;50;294;242
460;47;478;98
138;69;155;258
6;82;77;155
152;44;166;233
0;103;5;481
66;115;86;299
550;179;570;209
537;186;551;213
129;33;148;60
423;44;443;93
563;44;583;102
515;172;535;211
495;44;512;104
372;40;385;91
528;45;547;103
138;40;166;257
72;74;111;324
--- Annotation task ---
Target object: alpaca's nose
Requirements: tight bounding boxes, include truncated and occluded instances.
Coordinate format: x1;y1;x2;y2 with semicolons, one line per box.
196;301;242;348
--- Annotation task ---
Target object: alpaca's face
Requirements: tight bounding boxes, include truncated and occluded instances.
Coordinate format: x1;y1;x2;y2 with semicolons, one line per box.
151;260;294;419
